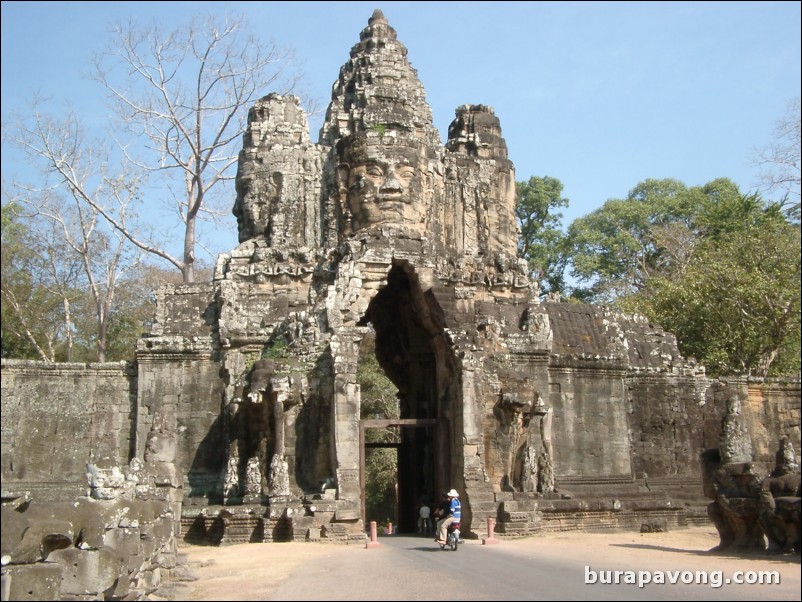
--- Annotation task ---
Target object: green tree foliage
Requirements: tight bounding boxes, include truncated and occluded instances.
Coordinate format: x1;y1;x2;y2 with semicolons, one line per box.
623;219;800;376
516;176;570;295
567;178;696;301
357;332;399;524
1;203;71;360
570;177;800;376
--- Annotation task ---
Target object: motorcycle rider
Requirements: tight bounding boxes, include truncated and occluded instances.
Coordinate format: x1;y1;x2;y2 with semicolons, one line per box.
435;488;461;544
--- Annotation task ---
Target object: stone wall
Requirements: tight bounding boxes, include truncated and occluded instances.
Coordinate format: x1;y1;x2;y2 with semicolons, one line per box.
1;362;186;601
746;377;801;466
135;350;225;502
627;375;723;480
627;376;801;482
550;359;631;479
1;360;135;502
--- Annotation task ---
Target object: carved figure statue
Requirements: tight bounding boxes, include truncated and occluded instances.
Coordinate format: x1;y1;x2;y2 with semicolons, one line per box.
537;449;555;494
703;394;767;555
245;456;262;497
495;391;533;491
757;437;801;553
520;443;538;493
222;451;240;500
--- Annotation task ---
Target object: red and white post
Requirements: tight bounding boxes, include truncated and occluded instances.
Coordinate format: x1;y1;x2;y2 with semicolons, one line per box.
482;517;500;545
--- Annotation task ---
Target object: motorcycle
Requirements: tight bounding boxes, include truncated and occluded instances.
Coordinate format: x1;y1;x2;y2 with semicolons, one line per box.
438;522;460;551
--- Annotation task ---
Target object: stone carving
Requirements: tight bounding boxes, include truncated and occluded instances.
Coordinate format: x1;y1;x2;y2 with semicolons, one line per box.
126;457;148;498
539;405;553;457
268;453;290;499
133;10;801;543
494;386;559;495
703;393;766;550
704;402;802;553
86;464;125;500
702;449;764;550
537;407;555;493
232;94;321;248
6;9;792;551
219;362;275;503
757;437;801;553
537;451;555;494
233;160;282;244
774;436;800;476
247;359;276;403
719;396;752;464
220;358;308;506
222;451;240;501
520;443;538;493
244;456;262;499
495;391;533;491
337;132;426;235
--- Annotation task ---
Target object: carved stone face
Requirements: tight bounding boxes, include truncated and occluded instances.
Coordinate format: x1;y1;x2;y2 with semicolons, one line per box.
246;359;276;403
340;136;424;232
233;157;281;243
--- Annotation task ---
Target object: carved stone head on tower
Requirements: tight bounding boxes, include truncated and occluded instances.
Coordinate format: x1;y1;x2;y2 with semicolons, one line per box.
337;131;428;234
233;151;283;244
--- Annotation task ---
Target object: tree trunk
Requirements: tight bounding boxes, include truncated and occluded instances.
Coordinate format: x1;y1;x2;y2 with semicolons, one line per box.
183;215;196;284
63;297;73;362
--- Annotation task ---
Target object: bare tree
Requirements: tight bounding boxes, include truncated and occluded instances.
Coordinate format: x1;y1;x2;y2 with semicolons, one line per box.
6;109;144;362
754;97;801;221
93;14;302;282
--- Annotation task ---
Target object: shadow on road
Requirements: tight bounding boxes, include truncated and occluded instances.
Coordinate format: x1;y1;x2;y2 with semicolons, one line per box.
611;543;802;564
403;545;457;552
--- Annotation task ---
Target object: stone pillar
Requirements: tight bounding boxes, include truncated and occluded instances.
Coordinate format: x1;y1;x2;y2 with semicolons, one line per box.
330;330;362;523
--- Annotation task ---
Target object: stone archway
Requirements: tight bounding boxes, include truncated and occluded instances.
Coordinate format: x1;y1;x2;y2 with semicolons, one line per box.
358;262;458;532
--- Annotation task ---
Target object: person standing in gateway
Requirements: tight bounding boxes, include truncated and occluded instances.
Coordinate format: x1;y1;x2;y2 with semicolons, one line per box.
435;488;461;544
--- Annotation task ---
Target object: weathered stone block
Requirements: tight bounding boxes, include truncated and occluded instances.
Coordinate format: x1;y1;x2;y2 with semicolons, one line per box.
499;501;518;512
46;548;101;596
143;433;176;464
103;527;141;559
2;563;62;601
334;500;359;521
469;501;497;515
10;519;74;564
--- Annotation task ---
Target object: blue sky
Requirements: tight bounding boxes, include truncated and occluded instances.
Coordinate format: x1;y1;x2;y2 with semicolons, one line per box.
2;1;800;261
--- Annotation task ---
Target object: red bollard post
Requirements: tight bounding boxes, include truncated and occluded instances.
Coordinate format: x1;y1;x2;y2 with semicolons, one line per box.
482;517;500;545
366;520;381;549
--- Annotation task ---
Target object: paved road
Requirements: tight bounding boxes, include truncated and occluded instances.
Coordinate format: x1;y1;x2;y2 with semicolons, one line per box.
180;528;800;601
267;535;799;601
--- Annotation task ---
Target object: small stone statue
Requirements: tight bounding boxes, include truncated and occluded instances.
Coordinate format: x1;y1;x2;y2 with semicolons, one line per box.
222;452;240;499
537;450;555;494
244;456;262;497
520;443;538;493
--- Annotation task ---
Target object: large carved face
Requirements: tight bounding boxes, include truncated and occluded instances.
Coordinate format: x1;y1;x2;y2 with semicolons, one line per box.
233;154;281;243
339;136;425;232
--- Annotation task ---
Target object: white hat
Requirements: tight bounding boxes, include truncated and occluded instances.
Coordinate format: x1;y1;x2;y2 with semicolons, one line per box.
446;488;459;498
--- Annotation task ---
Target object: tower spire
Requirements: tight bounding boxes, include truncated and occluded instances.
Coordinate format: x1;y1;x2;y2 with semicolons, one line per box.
319;11;439;148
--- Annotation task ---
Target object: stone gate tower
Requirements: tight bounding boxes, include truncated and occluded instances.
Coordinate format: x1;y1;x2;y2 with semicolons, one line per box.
136;10;747;542
213;8;534;536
